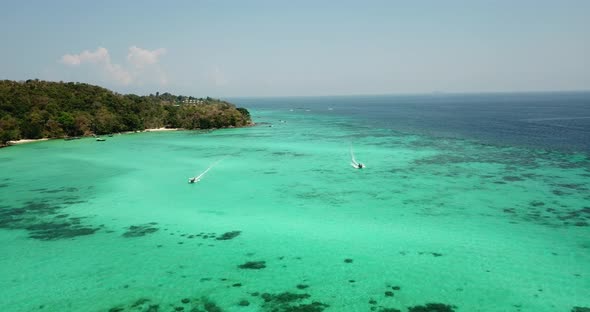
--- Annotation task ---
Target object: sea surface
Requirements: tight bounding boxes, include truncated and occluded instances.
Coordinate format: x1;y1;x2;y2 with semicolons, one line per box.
0;93;589;312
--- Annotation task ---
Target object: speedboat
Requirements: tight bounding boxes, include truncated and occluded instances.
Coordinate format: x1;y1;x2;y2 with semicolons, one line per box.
350;145;365;169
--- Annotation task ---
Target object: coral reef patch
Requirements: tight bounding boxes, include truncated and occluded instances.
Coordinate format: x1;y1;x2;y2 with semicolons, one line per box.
106;296;228;312
257;291;329;312
122;223;159;238
215;231;241;240
0;198;99;241
408;303;456;312
238;261;266;269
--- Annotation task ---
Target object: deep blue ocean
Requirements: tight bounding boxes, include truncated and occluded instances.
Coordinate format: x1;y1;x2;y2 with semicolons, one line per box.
232;92;590;152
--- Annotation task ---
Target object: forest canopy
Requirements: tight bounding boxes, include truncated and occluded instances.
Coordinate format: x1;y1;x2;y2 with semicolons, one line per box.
0;80;252;144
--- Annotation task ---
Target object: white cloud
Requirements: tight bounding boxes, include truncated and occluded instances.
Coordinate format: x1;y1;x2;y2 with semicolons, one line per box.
127;46;166;69
59;46;167;86
107;63;133;85
61;47;110;66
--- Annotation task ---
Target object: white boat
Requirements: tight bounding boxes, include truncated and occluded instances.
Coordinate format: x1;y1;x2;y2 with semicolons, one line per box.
350;145;365;169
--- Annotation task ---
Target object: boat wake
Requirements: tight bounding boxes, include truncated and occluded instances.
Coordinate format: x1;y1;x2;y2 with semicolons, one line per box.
189;158;224;183
350;145;365;169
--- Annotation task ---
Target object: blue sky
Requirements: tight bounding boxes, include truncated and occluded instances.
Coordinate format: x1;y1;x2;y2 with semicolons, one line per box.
1;0;589;96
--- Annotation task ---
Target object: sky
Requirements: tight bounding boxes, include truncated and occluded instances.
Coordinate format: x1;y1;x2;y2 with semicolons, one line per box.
0;0;589;97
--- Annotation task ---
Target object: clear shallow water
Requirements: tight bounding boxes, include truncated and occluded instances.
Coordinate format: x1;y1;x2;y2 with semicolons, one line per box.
0;94;589;312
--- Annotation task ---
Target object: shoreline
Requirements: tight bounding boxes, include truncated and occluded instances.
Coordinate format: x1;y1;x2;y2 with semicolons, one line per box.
1;123;255;148
119;127;183;135
3;128;183;146
6;138;50;146
144;127;182;132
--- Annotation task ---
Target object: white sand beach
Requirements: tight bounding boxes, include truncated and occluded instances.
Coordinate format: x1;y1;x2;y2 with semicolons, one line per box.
7;138;50;145
143;127;182;132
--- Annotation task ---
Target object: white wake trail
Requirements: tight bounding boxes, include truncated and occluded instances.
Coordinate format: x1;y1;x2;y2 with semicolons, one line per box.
350;145;358;165
192;158;225;182
350;144;365;168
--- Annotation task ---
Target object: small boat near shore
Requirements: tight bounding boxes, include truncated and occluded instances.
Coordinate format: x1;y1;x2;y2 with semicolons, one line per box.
96;138;106;142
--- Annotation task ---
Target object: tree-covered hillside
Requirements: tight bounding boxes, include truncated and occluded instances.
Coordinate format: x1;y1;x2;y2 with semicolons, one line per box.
0;80;252;145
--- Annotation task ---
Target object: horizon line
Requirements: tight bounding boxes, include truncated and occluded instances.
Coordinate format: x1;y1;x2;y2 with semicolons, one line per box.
4;78;589;99
225;89;590;99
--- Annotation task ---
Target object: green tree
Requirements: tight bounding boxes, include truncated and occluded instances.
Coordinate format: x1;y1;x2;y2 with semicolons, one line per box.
0;115;21;144
57;112;75;136
0;80;252;144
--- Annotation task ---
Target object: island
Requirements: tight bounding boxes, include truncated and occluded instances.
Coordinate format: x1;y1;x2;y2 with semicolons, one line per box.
0;79;252;146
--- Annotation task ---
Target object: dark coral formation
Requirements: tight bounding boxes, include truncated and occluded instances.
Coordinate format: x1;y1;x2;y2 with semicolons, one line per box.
558;207;590;227
406;141;590;228
572;307;590;312
202;297;223;312
504;203;590;228
107;296;224;312
37;187;79;194
557;183;588;191
216;230;241;240
184;232;219;240
552;189;569;196
272;151;308;157
122;223;159;237
257;291;328;312
238;300;250;306
131;298;151;307
503;176;524;182
418;252;443;257
109;298;159;312
238;261;266;269
281;302;328;312
408;303;456;312
27;221;98;240
0;197;99;241
100;279;458;312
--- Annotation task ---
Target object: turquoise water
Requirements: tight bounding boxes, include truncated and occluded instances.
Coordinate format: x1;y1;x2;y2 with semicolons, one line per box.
1;105;589;311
